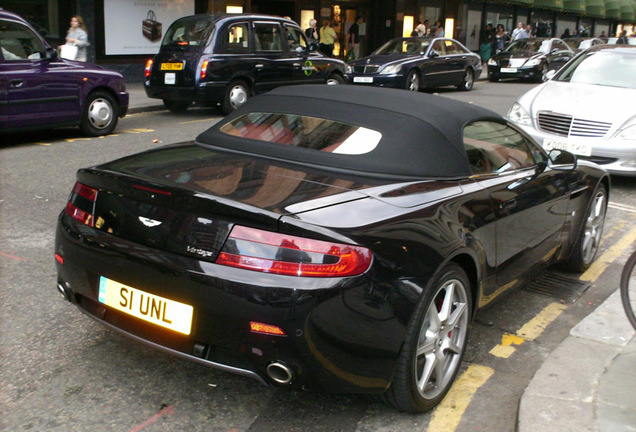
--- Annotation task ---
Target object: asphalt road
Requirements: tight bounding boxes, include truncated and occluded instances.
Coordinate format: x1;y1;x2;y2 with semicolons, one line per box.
2;81;635;432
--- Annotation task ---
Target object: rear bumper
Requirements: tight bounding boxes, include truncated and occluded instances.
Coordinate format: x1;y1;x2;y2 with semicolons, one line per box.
55;213;406;393
144;82;227;105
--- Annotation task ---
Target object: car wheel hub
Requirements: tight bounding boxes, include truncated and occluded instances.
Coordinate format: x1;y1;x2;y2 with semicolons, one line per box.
88;99;113;129
582;191;606;264
415;279;468;399
229;86;248;109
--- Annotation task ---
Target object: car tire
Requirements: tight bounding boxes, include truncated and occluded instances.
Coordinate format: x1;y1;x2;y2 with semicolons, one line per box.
326;73;345;85
79;91;119;137
405;70;420;92
381;262;472;413
222;80;250;115
163;99;191;113
564;184;607;272
457;68;474;91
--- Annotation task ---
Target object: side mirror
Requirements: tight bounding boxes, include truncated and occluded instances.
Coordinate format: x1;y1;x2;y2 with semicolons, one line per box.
545;69;556;80
44;46;57;60
548;149;577;170
429;50;439;58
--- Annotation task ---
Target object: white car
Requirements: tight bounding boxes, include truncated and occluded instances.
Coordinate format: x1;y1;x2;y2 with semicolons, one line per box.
508;45;636;176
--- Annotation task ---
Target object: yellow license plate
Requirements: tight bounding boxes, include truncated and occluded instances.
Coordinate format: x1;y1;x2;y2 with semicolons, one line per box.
161;63;184;71
98;276;193;335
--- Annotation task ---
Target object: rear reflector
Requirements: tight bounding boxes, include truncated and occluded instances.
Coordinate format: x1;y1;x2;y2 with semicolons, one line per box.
250;321;286;336
215;225;372;277
54;253;64;265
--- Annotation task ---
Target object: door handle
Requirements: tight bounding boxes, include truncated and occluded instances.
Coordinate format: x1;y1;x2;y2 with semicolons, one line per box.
293;63;301;67
10;79;24;88
255;64;264;69
500;199;517;211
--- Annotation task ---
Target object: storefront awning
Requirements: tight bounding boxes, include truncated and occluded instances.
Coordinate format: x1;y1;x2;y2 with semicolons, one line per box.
564;0;587;13
605;0;622;19
620;0;635;20
586;0;606;16
534;0;564;10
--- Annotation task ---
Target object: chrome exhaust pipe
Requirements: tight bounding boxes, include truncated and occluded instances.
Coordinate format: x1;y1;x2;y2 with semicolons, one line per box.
266;362;294;385
57;282;70;301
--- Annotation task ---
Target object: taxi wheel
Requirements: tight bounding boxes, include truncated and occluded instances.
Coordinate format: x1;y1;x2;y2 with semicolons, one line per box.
222;80;250;115
326;73;344;85
80;91;119;137
381;263;472;412
163;99;191;113
457;68;474;91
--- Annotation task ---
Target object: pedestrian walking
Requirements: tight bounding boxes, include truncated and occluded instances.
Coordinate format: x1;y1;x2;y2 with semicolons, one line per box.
511;22;528;41
348;16;363;60
319;19;337;57
617;30;629;44
60;15;89;61
434;19;444;37
494;24;506;53
480;23;494;63
305;19;319;51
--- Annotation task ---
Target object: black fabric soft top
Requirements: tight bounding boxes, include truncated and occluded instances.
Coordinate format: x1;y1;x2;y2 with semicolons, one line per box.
196;85;502;179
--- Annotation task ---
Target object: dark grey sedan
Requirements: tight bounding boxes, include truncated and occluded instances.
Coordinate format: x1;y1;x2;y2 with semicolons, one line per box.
346;37;482;92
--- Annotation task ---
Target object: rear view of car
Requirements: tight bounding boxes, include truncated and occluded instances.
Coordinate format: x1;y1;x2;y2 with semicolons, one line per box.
144;14;346;114
0;9;128;137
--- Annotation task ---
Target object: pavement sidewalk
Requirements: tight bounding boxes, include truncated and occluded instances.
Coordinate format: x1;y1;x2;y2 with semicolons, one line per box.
518;290;636;432
125;77;636;432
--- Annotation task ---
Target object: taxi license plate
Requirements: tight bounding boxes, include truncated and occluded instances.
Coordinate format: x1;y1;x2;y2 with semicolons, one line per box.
164;73;176;85
543;138;592;157
161;62;184;71
500;67;518;73
98;276;193;335
354;76;373;83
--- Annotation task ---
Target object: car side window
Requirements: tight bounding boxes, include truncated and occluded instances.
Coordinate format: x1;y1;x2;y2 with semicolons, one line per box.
222;23;250;53
254;22;284;52
444;40;460;55
463;121;538;175
284;25;307;51
431;40;446;55
0;20;46;61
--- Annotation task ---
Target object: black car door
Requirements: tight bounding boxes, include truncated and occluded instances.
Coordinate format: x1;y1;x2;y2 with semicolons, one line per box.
283;24;325;85
463;120;570;288
252;21;293;92
547;39;573;72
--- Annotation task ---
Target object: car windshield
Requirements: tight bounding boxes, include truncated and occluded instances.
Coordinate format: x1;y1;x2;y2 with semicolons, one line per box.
555;50;636;89
162;18;214;50
219;112;382;155
374;38;431;55
505;39;550;54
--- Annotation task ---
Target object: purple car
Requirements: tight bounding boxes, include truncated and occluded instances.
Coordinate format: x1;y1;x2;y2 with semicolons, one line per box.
0;9;128;136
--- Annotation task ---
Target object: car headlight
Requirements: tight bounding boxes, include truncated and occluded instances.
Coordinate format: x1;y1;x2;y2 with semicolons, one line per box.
617;124;636;141
380;64;401;75
525;58;541;67
487;58;497;66
345;64;353;74
508;103;532;127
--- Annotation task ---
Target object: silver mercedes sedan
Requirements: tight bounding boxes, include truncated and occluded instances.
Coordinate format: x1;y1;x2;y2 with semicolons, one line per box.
507;45;636;176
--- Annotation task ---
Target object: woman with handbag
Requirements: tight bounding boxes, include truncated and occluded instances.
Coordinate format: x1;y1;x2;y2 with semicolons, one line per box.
60;16;89;61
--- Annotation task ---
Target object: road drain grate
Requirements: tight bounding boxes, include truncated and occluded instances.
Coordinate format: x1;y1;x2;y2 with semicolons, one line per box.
524;272;591;303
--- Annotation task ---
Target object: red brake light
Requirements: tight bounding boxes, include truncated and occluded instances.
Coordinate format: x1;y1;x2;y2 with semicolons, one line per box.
215;226;372;277
65;182;97;227
144;59;153;78
250;322;286;336
200;59;209;80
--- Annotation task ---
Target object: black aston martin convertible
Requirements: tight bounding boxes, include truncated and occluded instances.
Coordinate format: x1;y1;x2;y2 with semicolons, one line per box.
55;85;609;413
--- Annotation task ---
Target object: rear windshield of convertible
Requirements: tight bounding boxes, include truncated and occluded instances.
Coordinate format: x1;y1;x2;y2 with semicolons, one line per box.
219;112;382;155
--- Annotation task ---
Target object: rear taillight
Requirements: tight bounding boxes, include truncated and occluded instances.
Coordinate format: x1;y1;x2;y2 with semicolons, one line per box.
65;182;97;227
200;59;209;80
215;225;372;277
144;59;153;78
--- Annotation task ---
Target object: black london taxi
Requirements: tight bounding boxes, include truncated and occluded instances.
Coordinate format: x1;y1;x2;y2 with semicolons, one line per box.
144;14;346;114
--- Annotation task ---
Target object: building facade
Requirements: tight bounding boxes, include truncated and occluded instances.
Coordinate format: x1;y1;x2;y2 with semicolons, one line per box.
3;0;635;82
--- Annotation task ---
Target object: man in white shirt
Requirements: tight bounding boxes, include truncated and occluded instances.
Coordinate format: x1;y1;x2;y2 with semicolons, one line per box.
511;22;529;40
